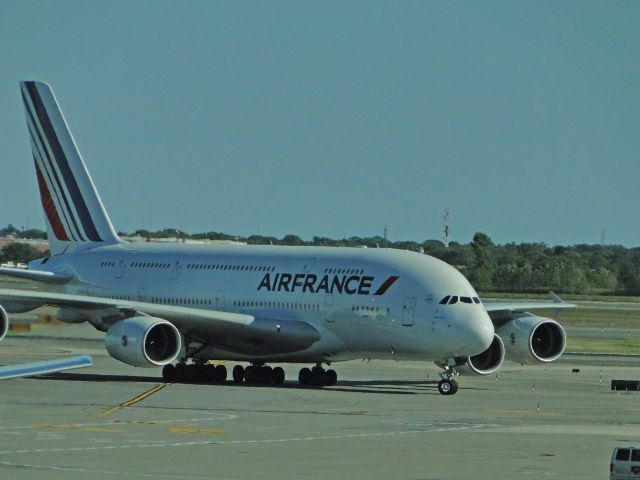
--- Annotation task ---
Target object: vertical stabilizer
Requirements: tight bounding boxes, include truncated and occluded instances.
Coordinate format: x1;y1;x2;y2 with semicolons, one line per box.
20;81;121;255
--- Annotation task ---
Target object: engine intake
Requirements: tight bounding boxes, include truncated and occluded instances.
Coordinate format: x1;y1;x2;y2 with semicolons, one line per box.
106;317;181;367
496;315;566;365
458;334;505;375
0;305;8;341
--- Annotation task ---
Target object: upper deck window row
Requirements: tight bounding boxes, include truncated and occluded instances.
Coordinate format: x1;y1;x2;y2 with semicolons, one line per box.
324;268;365;275
186;264;275;272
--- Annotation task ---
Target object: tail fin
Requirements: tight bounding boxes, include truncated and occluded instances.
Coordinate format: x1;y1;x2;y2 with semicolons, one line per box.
20;81;121;255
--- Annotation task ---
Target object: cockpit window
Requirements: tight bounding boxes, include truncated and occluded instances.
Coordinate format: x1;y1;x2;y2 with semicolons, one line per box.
448;296;458;305
439;295;451;305
473;297;481;304
460;297;472;304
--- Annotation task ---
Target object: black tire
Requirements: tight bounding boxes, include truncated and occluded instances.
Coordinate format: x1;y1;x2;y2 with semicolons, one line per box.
204;364;217;382
437;379;457;395
260;366;273;384
215;365;227;383
449;379;458;395
245;366;257;384
298;367;311;386
233;365;245;383
311;368;325;387
162;364;176;383
272;366;285;385
325;369;337;386
175;364;189;383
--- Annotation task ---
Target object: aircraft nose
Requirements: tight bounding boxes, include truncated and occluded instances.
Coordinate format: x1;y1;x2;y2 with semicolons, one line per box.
465;310;495;355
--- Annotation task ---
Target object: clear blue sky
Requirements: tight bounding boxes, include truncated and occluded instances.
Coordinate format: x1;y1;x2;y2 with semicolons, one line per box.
1;1;639;246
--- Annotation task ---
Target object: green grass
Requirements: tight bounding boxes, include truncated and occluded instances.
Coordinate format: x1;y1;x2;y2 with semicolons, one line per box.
545;307;640;327
481;291;640;303
566;337;640;355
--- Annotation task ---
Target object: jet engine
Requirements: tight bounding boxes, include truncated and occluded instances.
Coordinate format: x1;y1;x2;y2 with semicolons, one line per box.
496;315;566;365
458;334;505;375
0;305;8;341
105;317;181;367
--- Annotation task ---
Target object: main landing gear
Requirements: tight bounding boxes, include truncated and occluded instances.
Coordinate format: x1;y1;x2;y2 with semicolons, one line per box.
162;362;227;383
298;364;337;387
231;364;285;385
162;361;338;388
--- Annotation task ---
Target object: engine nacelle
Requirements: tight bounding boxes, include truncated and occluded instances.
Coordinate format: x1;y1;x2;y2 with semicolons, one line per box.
106;317;181;367
458;334;505;375
0;305;8;341
496;315;566;365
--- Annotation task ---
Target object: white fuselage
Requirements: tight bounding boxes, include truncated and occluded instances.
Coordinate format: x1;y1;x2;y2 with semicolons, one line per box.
33;242;494;364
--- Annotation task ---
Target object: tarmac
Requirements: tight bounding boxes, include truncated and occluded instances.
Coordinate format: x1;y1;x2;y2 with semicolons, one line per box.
1;321;639;480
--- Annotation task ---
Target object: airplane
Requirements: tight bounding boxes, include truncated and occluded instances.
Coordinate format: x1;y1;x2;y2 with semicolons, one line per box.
0;80;572;395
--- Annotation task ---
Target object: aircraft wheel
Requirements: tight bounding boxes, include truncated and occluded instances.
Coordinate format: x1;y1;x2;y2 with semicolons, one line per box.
215;365;227;383
232;365;245;383
325;369;337;386
203;364;217;382
175;364;189;383
298;367;311;386
438;379;458;395
310;367;325;387
272;366;285;385
260;366;273;384
245;366;258;384
162;364;176;383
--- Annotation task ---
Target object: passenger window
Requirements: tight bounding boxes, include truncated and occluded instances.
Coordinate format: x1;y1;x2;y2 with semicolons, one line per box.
448;296;459;305
617;449;631;461
439;296;450;305
461;297;472;304
632;450;640;461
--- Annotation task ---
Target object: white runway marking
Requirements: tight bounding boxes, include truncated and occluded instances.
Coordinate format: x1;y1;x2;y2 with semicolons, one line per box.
0;414;238;432
0;423;498;456
0;461;209;479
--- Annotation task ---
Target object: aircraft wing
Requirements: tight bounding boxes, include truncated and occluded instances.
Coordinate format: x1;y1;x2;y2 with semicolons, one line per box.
0;289;321;354
0;355;92;380
0;267;72;284
483;292;575;323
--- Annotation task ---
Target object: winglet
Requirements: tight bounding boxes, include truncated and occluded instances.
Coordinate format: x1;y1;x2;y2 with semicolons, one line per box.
549;291;564;304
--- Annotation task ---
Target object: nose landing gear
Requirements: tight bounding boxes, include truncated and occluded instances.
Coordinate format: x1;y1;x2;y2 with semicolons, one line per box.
437;378;459;395
437;364;459;395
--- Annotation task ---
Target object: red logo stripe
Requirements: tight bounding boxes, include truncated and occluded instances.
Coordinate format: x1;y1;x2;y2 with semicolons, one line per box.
34;159;69;241
373;276;399;295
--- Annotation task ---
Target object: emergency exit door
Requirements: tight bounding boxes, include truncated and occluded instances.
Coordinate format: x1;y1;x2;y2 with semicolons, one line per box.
402;298;416;326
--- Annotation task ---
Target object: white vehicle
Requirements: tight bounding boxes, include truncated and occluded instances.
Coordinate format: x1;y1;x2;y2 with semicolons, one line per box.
0;81;571;394
611;447;640;479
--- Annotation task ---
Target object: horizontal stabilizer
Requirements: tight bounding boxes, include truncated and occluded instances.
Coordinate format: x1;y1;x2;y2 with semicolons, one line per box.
0;267;72;284
0;355;92;380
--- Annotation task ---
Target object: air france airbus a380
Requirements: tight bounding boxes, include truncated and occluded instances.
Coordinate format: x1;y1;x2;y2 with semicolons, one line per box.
0;81;571;395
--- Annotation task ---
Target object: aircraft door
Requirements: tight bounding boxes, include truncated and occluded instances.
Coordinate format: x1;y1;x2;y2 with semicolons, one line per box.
171;258;184;282
114;260;126;280
215;290;226;310
402;298;417;326
138;288;148;302
325;294;335;323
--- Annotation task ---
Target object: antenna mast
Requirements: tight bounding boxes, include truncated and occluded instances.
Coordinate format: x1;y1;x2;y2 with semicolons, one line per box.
443;209;451;248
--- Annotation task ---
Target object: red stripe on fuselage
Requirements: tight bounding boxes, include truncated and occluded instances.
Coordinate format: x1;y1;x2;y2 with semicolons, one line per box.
373;275;399;295
34;159;69;241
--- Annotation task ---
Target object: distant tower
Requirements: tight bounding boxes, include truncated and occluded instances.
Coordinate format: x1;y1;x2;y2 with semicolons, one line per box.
383;225;388;248
443;209;451;248
601;228;606;246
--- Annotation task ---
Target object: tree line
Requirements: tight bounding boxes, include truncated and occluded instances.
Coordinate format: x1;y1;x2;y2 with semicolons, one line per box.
2;225;639;295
